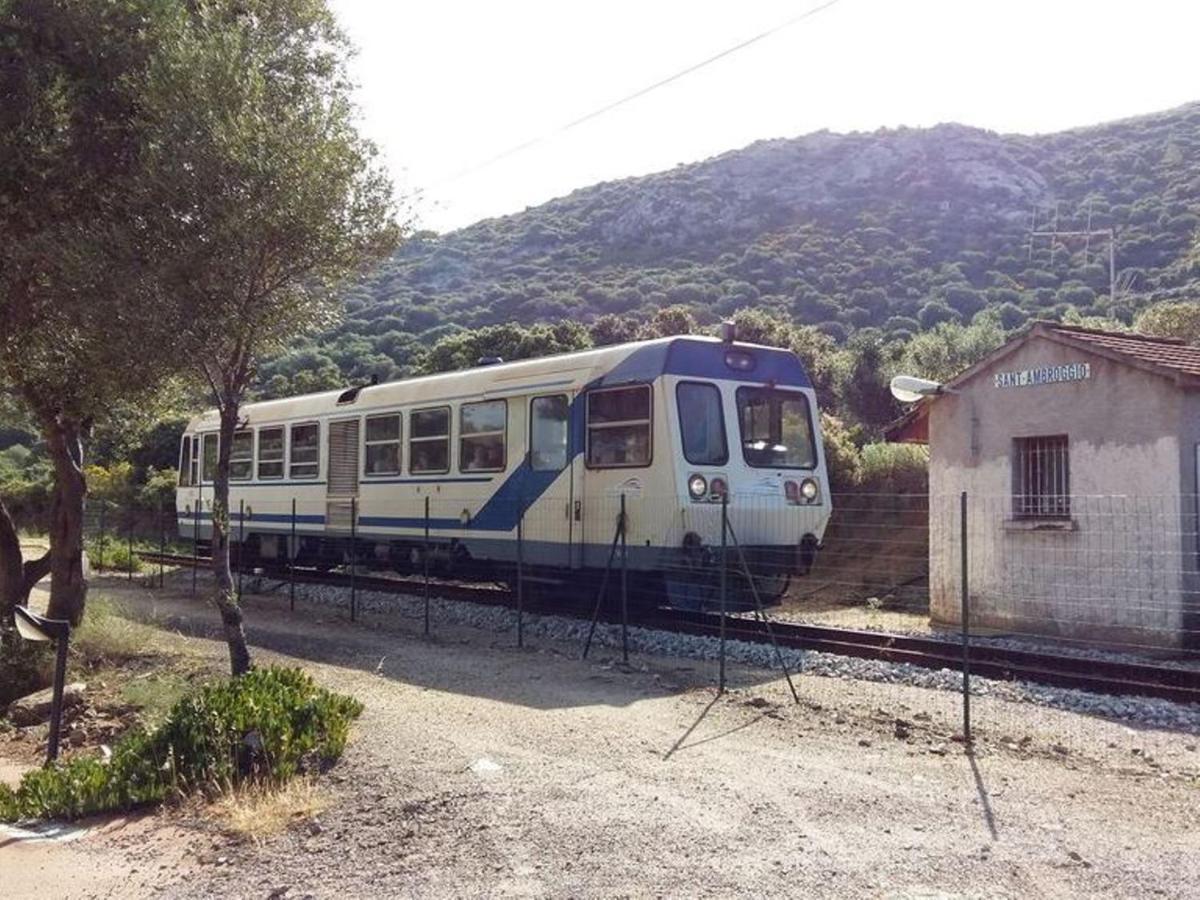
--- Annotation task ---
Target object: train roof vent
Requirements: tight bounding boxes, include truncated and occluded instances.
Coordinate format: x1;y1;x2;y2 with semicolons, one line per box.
336;375;378;405
476;356;504;367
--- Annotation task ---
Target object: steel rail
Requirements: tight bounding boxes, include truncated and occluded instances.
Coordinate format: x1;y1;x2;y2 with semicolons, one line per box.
138;551;1200;705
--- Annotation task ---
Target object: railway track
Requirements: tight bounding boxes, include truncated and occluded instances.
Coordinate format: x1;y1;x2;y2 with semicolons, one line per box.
138;551;1200;705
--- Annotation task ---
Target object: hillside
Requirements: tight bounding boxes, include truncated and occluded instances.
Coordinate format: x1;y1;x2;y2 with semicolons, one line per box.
274;104;1200;389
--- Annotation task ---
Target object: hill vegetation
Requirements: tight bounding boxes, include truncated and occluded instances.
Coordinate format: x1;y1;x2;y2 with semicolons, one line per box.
259;102;1200;400
4;103;1200;503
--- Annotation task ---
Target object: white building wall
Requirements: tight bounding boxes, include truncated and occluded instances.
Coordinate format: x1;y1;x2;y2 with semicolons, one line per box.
928;337;1188;648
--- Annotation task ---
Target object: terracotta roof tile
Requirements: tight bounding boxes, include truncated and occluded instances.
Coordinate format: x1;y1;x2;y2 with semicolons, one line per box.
1042;322;1200;380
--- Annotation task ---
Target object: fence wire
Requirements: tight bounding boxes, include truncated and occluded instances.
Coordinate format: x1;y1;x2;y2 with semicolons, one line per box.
77;488;1200;753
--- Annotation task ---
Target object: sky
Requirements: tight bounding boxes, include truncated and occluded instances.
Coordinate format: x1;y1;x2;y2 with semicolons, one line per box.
331;0;1200;234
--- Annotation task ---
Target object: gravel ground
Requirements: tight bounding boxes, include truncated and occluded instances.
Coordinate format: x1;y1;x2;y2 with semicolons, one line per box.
9;574;1189;899
277;578;1200;734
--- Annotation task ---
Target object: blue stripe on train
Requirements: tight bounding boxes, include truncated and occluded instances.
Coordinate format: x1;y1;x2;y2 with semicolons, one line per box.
180;341;812;537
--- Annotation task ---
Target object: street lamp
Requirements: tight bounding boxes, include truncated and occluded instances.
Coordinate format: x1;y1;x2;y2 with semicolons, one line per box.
889;374;953;403
14;606;72;764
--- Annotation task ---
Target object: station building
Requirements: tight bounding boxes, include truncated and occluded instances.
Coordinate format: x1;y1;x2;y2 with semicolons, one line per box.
887;321;1200;650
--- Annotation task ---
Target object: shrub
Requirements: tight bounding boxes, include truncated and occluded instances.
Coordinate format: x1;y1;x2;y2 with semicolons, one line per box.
858;443;929;494
0;666;362;822
821;413;862;494
0;635;52;707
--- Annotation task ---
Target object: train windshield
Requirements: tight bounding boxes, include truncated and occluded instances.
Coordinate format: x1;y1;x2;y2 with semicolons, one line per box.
676;382;728;466
736;387;816;469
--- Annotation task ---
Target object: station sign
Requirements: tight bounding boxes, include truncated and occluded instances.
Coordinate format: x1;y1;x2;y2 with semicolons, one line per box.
993;361;1091;389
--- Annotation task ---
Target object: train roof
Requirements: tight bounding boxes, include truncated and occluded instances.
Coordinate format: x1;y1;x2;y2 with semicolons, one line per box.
184;335;812;431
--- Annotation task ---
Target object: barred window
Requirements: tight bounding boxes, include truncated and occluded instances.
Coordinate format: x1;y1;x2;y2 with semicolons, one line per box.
1013;435;1070;519
230;431;253;481
365;414;401;475
257;427;285;480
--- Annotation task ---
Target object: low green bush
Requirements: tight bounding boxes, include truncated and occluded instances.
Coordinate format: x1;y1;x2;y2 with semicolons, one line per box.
857;443;929;494
86;535;145;573
0;666;363;822
0;635;52;707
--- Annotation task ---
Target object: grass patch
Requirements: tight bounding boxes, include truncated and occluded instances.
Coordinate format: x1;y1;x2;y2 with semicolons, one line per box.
119;672;194;725
71;597;174;667
0;666;363;822
209;777;331;842
73;597;147;664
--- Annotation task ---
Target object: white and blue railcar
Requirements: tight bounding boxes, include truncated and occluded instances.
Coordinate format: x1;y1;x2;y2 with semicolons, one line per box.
176;333;831;609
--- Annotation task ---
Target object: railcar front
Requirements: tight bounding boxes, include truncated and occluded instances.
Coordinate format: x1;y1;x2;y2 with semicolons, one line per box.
656;342;831;611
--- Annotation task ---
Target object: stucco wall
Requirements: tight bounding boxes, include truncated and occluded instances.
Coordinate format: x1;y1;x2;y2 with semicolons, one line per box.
928;336;1191;648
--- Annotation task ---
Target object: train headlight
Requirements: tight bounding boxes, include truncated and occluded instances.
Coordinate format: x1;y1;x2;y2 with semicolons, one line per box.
709;477;728;500
799;478;820;503
687;474;708;500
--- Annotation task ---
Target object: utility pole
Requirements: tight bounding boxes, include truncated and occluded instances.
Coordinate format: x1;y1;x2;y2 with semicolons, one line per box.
1028;201;1117;305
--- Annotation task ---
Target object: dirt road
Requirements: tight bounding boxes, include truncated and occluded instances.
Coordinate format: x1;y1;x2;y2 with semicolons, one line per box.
4;578;1198;898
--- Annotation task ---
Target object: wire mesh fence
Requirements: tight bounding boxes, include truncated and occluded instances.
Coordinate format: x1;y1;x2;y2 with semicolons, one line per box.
79;487;1200;752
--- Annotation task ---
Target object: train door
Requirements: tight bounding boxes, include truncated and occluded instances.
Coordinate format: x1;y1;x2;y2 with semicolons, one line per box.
326;417;360;531
524;393;575;568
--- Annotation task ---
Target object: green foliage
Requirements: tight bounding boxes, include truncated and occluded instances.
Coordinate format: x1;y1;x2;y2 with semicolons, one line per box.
262;103;1200;412
414;321;592;375
893;314;1007;384
1134;300;1200;344
0;666;363;822
857;443;929;494
820;414;862;494
0;636;51;707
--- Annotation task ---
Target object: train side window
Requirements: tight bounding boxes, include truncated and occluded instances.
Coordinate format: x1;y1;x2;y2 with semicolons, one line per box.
230;431;254;481
189;436;199;486
676;382;728;466
530;395;569;472
257;427;285;479
179;435;192;486
365;413;401;476
289;422;320;479
586;385;651;468
410;407;450;474
201;433;219;483
460;400;506;472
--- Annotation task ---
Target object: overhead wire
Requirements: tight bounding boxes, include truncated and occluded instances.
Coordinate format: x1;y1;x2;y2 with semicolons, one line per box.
435;0;844;186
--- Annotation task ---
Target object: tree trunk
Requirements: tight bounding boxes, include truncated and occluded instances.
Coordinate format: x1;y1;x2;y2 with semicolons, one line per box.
0;494;53;629
42;415;88;625
211;401;252;676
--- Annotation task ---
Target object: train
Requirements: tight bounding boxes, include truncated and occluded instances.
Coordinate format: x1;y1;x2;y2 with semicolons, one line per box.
176;330;831;610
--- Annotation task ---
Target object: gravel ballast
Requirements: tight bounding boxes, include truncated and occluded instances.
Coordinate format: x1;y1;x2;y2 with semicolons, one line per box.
279;579;1200;734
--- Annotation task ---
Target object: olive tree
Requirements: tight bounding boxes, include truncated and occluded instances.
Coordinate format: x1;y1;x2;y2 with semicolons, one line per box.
143;0;400;674
0;0;197;624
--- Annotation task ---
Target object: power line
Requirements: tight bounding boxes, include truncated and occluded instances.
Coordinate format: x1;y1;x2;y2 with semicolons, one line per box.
436;0;844;185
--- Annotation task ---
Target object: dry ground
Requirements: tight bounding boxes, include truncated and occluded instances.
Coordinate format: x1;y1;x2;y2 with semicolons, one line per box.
2;573;1199;899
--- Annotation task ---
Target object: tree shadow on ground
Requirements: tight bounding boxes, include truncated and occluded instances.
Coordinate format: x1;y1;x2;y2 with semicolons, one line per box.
124;582;785;712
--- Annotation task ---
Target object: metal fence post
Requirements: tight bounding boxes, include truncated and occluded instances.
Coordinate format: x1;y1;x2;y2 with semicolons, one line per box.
158;500;166;588
237;498;245;604
97;500;106;574
289;497;297;613
516;492;525;649
126;502;134;582
961;490;971;744
349;496;357;622
423;495;431;636
719;492;728;694
191;501;199;597
619;493;629;665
